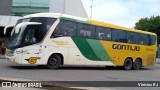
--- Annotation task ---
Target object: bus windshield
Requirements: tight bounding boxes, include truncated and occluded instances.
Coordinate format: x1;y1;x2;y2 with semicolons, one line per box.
7;17;56;49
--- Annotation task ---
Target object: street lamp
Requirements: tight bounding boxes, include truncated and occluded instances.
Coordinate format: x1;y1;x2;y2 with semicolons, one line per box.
90;0;93;19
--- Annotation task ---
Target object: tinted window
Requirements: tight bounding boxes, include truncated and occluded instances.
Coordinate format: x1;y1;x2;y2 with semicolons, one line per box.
150;35;156;45
134;33;139;44
24;25;40;44
30;17;54;30
52;20;77;38
77;23;95;38
139;34;149;45
112;29;119;42
127;32;139;44
112;29;126;42
52;20;63;37
63;21;76;36
7;17;56;49
119;30;126;42
96;27;111;40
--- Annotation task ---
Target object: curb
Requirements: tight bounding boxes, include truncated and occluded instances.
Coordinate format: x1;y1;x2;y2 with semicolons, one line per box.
156;58;160;64
157;62;160;64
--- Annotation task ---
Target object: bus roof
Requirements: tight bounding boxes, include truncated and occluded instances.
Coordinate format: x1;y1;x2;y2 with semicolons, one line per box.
23;13;156;36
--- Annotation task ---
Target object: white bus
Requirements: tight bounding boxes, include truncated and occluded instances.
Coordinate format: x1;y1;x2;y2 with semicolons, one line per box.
5;13;157;70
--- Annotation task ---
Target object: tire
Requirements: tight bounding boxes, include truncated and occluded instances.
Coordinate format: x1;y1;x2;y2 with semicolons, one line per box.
47;54;62;69
133;59;141;70
124;58;133;70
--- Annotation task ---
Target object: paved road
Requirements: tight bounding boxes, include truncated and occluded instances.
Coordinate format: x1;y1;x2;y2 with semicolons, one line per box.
0;59;160;81
0;59;160;90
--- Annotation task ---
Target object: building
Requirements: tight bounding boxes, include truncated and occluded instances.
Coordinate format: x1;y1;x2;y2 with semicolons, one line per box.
0;0;12;15
0;0;88;46
12;0;88;18
12;0;50;16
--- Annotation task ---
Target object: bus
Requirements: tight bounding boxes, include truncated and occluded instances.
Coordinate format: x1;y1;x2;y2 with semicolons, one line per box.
4;13;157;70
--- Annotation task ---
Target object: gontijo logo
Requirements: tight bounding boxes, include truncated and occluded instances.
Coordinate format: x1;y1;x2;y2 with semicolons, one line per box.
25;57;41;64
112;44;140;51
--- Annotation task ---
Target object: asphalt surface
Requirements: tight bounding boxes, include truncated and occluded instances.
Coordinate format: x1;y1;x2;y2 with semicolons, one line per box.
0;59;160;81
0;58;160;90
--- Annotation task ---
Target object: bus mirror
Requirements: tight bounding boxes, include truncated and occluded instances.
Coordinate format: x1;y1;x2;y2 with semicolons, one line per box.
15;22;42;34
4;24;15;34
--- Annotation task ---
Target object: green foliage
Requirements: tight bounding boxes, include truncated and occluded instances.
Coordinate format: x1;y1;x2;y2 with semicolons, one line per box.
135;16;160;35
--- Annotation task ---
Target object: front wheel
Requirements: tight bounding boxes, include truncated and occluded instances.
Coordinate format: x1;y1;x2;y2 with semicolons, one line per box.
133;59;141;70
47;54;62;69
124;58;133;70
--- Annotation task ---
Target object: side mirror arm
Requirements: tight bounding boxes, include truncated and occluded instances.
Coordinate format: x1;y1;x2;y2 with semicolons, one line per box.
4;24;15;34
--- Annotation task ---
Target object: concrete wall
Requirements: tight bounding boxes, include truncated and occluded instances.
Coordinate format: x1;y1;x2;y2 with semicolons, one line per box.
0;0;12;15
49;0;65;13
64;0;88;18
49;0;88;18
0;16;21;27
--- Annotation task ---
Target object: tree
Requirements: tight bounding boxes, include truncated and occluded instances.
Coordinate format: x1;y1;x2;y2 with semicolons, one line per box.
135;16;160;35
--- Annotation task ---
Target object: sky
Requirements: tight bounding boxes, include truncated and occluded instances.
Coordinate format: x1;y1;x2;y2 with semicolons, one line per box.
82;0;160;28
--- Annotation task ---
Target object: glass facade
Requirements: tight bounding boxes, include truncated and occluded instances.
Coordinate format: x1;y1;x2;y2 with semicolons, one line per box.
12;0;50;16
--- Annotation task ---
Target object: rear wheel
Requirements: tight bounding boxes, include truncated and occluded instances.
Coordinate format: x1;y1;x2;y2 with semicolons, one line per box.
124;58;133;70
133;59;141;70
47;54;62;69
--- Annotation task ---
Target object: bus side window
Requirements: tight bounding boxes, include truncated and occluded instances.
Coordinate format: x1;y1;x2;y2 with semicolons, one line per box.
139;34;149;45
139;35;144;45
127;32;138;44
77;23;95;39
90;25;96;38
96;27;105;40
51;21;64;38
63;21;76;36
150;35;156;45
96;26;111;40
119;30;126;43
112;29;119;42
133;33;139;44
106;29;111;40
51;20;77;38
127;32;131;43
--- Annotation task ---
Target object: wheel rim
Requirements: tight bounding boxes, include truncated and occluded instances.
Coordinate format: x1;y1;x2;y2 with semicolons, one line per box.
49;58;57;65
134;60;140;69
126;61;131;68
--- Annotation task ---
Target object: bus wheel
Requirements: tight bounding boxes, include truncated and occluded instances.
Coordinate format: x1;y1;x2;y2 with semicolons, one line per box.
124;58;133;70
133;59;141;70
47;54;62;69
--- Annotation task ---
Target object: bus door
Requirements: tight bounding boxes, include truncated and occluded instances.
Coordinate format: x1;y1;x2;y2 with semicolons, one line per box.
21;27;43;64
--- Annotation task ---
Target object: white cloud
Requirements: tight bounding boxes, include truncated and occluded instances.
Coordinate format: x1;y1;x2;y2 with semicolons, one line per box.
82;0;160;27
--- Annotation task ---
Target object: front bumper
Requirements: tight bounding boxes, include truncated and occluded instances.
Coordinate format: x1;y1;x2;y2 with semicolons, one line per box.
5;54;17;64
